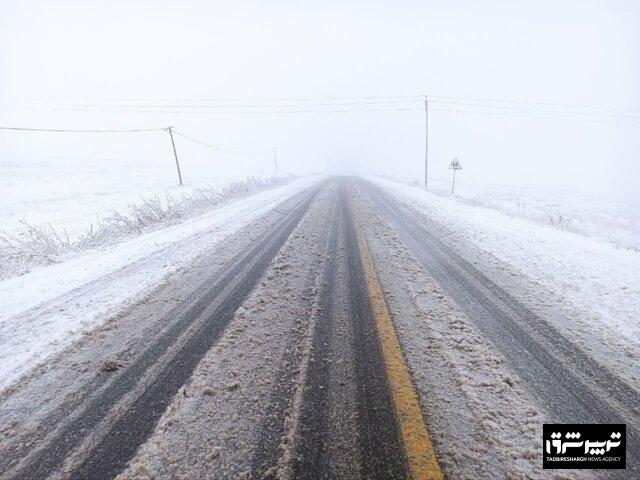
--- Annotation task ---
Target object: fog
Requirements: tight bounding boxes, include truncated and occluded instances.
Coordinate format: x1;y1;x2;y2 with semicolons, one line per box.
1;0;639;195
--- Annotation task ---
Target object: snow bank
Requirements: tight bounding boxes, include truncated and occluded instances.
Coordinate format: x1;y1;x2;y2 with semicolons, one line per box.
393;176;640;252
1;154;280;241
371;177;640;378
0;177;320;390
1;175;292;279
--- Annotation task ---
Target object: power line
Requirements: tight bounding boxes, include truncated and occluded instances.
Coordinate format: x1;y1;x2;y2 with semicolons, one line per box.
0;123;253;156
0;125;167;133
0;123;258;154
20;105;640;124
5;92;640;133
18;94;424;103
430;99;640;120
4;94;639;191
22;106;425;114
0;124;250;186
429;94;640;113
17;95;640;123
30;99;425;109
171;129;246;154
429;106;640;125
18;93;640;113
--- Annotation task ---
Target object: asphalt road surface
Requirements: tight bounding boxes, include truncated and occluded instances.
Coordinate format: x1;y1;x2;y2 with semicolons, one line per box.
0;177;636;479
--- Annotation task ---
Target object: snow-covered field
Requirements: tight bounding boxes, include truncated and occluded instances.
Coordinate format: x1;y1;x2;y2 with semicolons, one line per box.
398;176;640;252
0;176;320;390
372;177;640;387
1;155;293;279
0;155;269;240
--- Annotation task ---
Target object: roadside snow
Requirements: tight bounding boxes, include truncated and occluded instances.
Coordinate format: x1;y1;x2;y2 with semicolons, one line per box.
0;155;280;242
391;176;640;252
1;175;293;279
370;177;640;383
0;176;320;390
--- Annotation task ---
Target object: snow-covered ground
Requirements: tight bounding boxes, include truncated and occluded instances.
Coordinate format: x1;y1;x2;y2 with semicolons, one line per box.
1;154;294;279
371;177;640;386
0;176;320;390
395;176;640;252
0;155;275;240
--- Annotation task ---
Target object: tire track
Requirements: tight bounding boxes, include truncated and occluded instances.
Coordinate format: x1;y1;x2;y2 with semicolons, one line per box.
249;186;341;478
3;188;318;480
361;180;639;479
289;188;342;479
289;182;407;479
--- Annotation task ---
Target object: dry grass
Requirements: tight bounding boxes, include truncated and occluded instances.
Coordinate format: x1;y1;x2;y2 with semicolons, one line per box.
0;176;292;279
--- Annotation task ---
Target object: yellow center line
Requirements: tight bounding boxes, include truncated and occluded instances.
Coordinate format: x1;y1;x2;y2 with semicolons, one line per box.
352;200;444;480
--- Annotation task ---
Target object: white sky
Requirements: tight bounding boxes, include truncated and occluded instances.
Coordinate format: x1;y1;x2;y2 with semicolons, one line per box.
1;0;639;194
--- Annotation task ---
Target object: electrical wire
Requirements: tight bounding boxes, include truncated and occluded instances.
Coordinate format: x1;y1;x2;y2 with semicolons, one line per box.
19;105;640;124
19;94;424;103
428;94;640;113
5;92;640;132
0;125;166;133
430;106;640;125
32;99;425;109
17;95;640;123
21;106;425;115
19;93;640;113
0;123;263;158
171;129;245;154
429;99;640;120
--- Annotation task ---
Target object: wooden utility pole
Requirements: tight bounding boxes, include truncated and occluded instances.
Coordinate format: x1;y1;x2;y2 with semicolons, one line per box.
424;96;429;189
167;126;183;186
273;146;279;175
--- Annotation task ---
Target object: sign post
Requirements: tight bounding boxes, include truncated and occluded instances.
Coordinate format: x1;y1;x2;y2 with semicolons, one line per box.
449;158;462;194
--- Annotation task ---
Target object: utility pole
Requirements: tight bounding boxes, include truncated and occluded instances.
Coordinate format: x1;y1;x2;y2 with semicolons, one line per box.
273;146;279;175
166;126;183;186
424;95;429;189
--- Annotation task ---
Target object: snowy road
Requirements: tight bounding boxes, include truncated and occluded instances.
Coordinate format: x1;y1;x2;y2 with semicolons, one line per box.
361;181;639;479
0;177;636;479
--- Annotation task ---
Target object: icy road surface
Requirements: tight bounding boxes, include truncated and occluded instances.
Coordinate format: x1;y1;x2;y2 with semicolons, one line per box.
0;177;636;479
